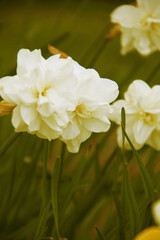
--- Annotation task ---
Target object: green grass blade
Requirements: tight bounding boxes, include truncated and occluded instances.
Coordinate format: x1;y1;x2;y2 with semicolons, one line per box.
34;140;50;240
34;203;50;240
51;156;62;239
95;225;105;240
42;140;50;208
121;108;154;200
0;132;21;158
121;108;141;239
112;191;125;239
6;217;38;240
62;155;86;213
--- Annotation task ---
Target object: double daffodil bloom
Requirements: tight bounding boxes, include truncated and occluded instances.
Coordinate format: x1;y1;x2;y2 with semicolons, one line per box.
109;80;160;150
0;49;119;153
111;0;160;55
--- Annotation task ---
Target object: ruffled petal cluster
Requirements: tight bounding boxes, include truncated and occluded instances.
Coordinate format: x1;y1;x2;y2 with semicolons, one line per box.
0;49;119;153
111;0;160;55
109;80;160;150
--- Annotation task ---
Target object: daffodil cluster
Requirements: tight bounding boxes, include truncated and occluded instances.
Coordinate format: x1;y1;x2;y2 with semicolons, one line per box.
109;80;160;150
0;49;119;153
111;0;160;55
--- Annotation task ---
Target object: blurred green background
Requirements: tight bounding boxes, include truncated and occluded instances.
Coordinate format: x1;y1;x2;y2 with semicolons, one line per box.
0;0;160;240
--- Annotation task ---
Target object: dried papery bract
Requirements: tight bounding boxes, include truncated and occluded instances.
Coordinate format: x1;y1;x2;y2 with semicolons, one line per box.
48;45;68;59
105;24;120;40
0;100;16;117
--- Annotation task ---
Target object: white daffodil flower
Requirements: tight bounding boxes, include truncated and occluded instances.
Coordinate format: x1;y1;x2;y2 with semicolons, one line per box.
60;67;118;153
152;199;160;225
0;49;119;153
111;0;160;55
109;80;160;150
0;49;77;140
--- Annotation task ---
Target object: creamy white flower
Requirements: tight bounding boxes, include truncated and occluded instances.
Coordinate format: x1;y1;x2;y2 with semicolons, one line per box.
60;62;119;153
152;199;160;225
111;0;160;55
0;48;119;153
109;80;160;150
0;49;77;140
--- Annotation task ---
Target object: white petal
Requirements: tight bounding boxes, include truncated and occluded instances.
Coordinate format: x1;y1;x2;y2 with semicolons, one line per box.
134;32;153;55
152;199;160;225
125;80;150;102
19;89;37;104
11;106;28;132
38;122;60;140
61;126;91;153
41;115;62;131
54;112;69;127
109;100;137;124
138;0;160;12
20;105;41;131
140;85;160;111
120;30;135;55
150;26;160;50
61;139;80;153
117;126;143;150
111;5;142;28
97;78;119;103
17;49;44;76
147;130;160;150
37;96;53;117
0;76;22;104
82;117;110;133
75;70;100;100
61;118;80;140
133;119;155;144
45;58;78;91
109;100;125;124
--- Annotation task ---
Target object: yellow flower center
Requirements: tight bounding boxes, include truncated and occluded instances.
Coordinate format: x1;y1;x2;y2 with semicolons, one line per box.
35;86;50;98
75;104;92;117
41;86;50;97
139;111;154;124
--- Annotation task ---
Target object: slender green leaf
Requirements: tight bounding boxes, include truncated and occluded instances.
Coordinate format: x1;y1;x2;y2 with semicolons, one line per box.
95;225;105;240
6;217;38;240
121;108;141;239
0;132;21;158
112;191;125;239
121;108;154;200
51;156;62;239
42;140;50;208
62;155;86;213
34;203;50;240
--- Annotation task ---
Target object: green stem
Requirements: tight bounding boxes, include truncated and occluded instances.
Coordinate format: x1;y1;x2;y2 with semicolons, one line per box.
0;132;21;158
42;140;50;208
